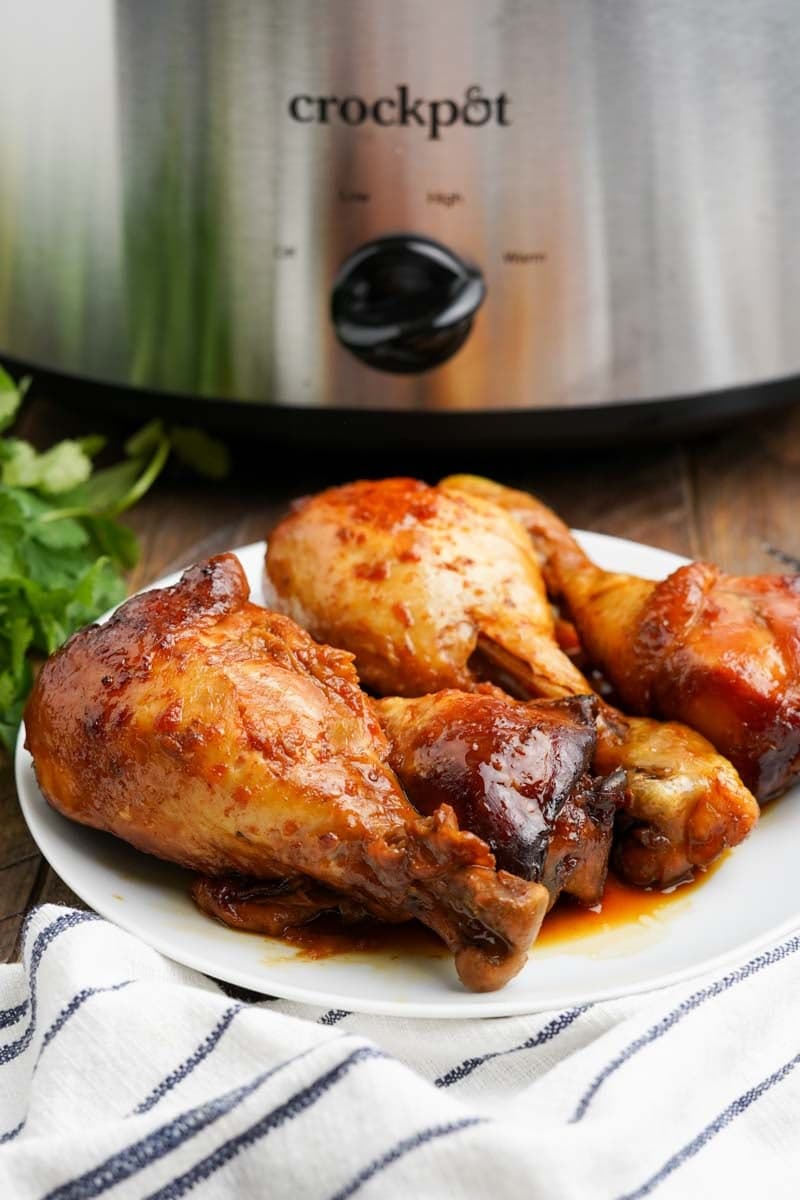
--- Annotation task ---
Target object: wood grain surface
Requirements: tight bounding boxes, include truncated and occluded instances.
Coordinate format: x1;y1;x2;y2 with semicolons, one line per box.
3;392;800;961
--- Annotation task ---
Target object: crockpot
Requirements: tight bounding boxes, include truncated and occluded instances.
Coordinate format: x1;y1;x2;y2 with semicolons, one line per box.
0;0;798;445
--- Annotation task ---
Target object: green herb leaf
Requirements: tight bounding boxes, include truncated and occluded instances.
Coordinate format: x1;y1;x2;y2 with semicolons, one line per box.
1;440;40;487
56;457;144;515
34;439;95;494
30;514;90;551
8;616;33;680
76;434;107;459
0;539;20;577
19;537;97;588
85;516;139;570
0;488;26;529
0;377;231;755
0;680;25;752
0;366;22;433
110;435;170;515
64;557;127;628
1;437;94;494
124;418;165;459
169;425;231;480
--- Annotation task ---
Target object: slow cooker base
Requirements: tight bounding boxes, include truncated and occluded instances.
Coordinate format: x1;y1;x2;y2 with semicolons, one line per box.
3;356;798;451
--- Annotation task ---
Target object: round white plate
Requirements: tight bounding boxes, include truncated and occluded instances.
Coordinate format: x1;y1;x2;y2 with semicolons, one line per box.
16;536;800;1018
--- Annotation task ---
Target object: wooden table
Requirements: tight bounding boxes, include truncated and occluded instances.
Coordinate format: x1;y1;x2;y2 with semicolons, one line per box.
3;393;800;962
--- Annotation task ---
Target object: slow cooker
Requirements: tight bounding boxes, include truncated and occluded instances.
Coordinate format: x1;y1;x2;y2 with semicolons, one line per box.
1;0;799;445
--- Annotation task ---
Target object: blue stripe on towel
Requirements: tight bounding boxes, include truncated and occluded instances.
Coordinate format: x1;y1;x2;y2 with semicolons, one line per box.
617;1049;800;1199
0;1118;25;1144
133;1005;243;1115
0;999;29;1030
39;982;135;1061
141;1045;386;1200
571;932;800;1122
319;1010;350;1026
435;1006;588;1088
42;1037;364;1200
0;912;101;1067
328;1116;487;1200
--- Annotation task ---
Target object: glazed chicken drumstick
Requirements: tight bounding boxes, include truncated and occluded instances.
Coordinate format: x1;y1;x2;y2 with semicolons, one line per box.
25;553;549;993
444;475;800;801
266;479;759;887
376;690;623;907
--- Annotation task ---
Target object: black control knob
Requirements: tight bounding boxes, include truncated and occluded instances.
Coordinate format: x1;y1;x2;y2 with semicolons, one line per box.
331;234;486;374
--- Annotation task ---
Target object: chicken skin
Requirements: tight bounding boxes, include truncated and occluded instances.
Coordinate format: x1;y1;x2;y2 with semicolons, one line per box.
266;477;588;701
24;553;549;992
191;874;371;937
444;475;800;801
266;479;758;887
376;690;621;907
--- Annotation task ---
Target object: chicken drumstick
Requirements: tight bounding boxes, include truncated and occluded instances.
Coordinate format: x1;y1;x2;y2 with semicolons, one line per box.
25;554;549;992
376;689;623;907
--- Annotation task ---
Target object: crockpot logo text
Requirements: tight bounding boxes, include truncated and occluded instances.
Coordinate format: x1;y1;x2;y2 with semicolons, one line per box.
288;85;510;141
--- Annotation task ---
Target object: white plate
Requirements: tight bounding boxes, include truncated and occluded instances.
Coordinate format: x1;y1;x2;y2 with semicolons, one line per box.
15;536;800;1018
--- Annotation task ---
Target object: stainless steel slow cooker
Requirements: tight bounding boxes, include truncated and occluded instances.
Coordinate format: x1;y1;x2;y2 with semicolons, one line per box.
1;0;799;443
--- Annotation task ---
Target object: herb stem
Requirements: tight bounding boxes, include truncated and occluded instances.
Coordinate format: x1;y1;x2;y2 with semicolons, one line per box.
38;505;92;524
36;435;171;525
111;436;170;515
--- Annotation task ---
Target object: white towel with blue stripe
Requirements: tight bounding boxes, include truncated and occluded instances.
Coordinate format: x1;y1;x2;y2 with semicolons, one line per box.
1;905;798;1200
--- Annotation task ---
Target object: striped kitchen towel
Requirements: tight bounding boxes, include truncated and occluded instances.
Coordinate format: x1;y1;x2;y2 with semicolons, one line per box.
0;905;798;1199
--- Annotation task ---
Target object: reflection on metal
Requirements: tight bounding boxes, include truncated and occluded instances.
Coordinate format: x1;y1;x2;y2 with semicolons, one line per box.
0;0;798;412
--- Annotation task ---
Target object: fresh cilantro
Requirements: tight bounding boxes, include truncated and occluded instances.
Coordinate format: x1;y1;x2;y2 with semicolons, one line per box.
1;437;96;494
0;365;29;432
169;426;231;481
0;366;230;754
124;418;165;458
